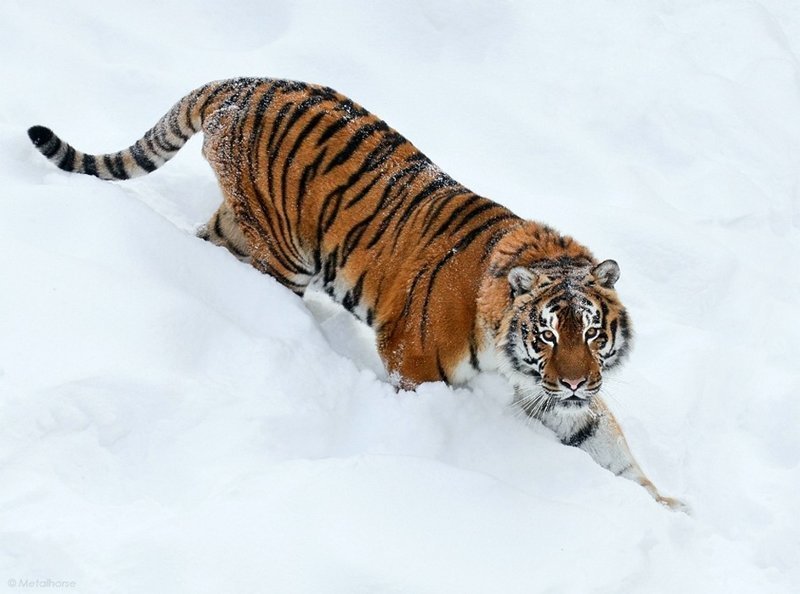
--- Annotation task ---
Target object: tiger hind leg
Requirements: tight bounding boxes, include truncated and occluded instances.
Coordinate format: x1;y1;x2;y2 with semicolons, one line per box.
198;201;252;263
201;197;312;297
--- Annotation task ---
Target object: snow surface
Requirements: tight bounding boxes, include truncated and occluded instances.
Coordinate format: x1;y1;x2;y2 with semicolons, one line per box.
1;0;799;592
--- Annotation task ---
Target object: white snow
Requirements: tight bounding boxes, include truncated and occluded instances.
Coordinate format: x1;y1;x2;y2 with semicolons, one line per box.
1;1;799;592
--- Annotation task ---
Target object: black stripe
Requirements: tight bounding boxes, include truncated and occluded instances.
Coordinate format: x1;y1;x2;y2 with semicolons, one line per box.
316;116;351;146
102;152;128;179
213;212;224;238
343;135;408;211
619;310;631;340
114;153;129;179
363;160;431;249
420;190;471;235
167;110;189;141
276;96;326;151
317;187;344;235
57;145;76;171
257;259;307;295
481;224;512;266
103;155;118;178
340;217;372;266
396;175;457;220
266;101;295;156
599;300;609;320
388;176;460;248
342;273;366;313
295;147;328;229
315;99;365;146
469;340;480;371
401;266;430;319
150;129;181;153
361;132;405;171
436;353;449;383
322;250;338;287
426;198;493;244
283;111;326;171
131;141;157;173
562;417;599;448
141;135;161;162
323;121;388;174
445;201;502;238
249;82;277;150
343;169;384;210
82;154;97;177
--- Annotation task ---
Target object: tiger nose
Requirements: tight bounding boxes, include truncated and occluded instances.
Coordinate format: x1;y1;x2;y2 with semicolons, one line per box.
560;377;586;392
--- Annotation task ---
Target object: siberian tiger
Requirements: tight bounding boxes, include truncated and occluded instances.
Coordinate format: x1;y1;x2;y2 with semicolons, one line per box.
28;77;685;510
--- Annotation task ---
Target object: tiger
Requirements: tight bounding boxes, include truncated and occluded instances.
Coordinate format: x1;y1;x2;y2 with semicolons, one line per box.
27;77;686;511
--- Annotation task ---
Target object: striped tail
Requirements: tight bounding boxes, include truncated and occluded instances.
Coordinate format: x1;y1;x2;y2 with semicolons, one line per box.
27;84;217;181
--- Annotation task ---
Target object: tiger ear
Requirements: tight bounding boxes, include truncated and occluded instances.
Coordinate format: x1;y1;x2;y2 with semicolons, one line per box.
508;267;536;297
592;259;620;289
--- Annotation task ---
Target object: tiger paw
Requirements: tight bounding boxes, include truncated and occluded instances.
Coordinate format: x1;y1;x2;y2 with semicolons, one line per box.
656;494;691;514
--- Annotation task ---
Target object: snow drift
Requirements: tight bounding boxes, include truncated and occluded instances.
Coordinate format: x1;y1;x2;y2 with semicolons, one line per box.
1;1;798;592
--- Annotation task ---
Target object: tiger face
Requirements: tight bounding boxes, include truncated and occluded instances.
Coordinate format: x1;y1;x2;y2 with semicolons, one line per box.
498;258;631;412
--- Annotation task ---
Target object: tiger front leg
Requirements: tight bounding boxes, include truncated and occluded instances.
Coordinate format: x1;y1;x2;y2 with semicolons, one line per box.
376;323;445;391
529;394;689;512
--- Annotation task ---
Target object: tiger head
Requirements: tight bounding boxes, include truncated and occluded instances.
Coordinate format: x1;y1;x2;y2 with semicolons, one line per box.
496;257;631;411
